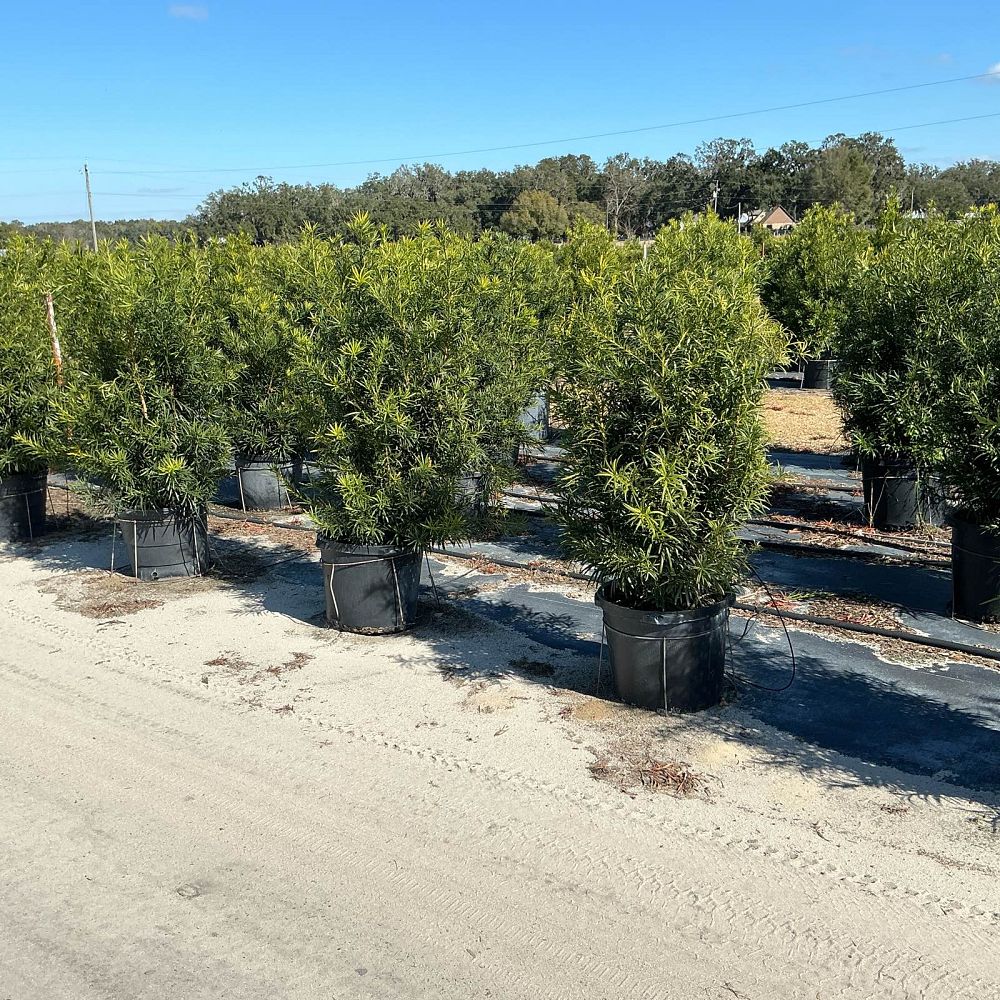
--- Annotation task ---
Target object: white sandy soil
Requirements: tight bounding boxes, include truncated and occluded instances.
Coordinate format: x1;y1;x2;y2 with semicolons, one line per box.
1;526;998;999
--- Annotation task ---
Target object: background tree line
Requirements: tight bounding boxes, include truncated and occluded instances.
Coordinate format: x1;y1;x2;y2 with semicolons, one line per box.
5;131;1000;246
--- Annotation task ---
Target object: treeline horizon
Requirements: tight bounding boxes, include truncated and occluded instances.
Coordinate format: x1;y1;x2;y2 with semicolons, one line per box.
5;131;1000;245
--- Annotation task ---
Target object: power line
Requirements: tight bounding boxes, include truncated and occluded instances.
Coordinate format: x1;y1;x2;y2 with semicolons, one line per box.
84;67;1000;178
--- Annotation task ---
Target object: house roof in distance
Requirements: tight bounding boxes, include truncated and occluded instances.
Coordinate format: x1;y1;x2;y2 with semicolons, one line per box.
749;205;797;228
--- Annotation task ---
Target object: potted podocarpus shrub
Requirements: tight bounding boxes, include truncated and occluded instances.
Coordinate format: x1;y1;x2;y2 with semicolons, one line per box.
208;236;309;510
833;205;953;530
555;214;785;712
928;209;1000;621
469;231;566;471
58;236;232;580
294;217;536;632
0;237;63;541
761;204;868;389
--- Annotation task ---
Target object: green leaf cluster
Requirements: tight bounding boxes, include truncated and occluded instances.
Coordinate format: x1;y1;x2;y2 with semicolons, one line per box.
55;236;232;517
294;217;561;548
0;237;63;478
761;204;869;359
555;213;785;610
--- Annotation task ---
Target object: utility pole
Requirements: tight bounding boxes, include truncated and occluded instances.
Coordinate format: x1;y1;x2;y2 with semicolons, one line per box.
737;201;742;234
711;179;720;214
83;163;98;251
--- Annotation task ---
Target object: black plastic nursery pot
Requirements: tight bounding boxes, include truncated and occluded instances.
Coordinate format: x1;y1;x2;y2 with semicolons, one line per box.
595;586;730;713
861;457;946;529
519;393;550;443
318;537;422;634
231;455;301;511
0;471;48;543
115;508;210;581
951;516;1000;623
801;358;836;390
455;471;489;513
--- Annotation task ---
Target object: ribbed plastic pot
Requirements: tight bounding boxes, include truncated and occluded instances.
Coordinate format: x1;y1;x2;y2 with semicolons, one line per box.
116;508;209;581
595;587;730;713
861;458;947;529
0;471;48;543
802;358;836;390
519;393;550;442
951;516;1000;623
231;455;300;511
318;537;422;634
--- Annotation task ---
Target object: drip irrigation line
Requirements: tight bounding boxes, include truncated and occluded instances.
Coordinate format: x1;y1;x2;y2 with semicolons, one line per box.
747;535;949;568
750;516;951;555
428;545;1000;665
730;568;797;693
731;602;1000;664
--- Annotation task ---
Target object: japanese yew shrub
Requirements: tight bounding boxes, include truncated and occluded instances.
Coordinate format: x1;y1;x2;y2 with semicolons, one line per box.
57;237;232;518
0;237;64;479
555;214;785;610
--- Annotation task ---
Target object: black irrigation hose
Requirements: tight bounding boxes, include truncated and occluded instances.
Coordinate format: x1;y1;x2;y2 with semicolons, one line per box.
501;495;949;569
731;601;1000;665
749;536;949;568
749;516;951;555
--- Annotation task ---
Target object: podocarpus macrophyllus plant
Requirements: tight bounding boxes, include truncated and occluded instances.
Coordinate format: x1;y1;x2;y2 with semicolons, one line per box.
832;204;953;474
760;204;868;361
0;237;64;480
295;216;551;548
926;207;1000;526
206;234;309;463
555;213;786;610
56;236;232;518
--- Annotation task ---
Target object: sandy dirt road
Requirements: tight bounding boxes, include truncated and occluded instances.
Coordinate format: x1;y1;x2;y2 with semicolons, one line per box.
1;542;999;999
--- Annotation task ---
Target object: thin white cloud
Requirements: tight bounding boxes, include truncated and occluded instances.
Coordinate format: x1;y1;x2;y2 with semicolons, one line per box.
168;5;208;20
982;62;1000;82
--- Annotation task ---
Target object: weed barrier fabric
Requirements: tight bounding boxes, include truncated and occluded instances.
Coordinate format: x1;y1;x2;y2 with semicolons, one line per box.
318;539;422;634
114;509;210;581
0;472;48;542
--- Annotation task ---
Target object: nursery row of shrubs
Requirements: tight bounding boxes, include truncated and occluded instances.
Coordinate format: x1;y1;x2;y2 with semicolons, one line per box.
762;201;1000;621
2;207;1000;713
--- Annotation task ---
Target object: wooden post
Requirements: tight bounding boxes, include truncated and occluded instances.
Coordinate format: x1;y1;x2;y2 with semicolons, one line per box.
44;293;63;384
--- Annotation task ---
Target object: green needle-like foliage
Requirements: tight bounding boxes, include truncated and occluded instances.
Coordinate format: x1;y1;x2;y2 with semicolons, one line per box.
296;216;552;548
556;213;785;610
56;236;232;518
833;203;953;468
923;208;1000;525
761;204;868;360
207;235;309;461
0;237;64;478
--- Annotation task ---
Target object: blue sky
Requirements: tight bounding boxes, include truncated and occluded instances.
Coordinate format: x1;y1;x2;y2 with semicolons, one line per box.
3;1;999;222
